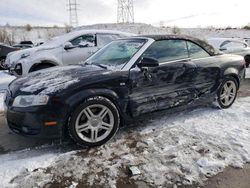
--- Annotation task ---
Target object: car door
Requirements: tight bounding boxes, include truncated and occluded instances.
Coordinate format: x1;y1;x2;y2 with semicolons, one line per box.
128;39;197;117
62;34;98;65
186;40;220;96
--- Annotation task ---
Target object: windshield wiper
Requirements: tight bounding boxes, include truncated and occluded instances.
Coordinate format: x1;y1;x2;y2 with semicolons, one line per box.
83;62;108;70
92;63;108;70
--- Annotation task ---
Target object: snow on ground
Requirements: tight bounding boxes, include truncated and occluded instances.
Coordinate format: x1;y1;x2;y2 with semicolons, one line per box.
0;149;59;188
246;68;250;79
0;71;16;91
1;97;249;188
0;71;15;111
0;93;4;111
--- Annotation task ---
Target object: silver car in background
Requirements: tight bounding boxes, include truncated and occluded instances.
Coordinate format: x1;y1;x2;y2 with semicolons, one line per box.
207;38;250;68
4;30;133;76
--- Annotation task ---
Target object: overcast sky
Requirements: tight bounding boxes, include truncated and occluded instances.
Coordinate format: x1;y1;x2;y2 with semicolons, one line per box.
0;0;249;27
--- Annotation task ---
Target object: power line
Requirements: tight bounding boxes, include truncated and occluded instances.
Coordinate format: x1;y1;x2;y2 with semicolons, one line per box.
117;0;134;23
67;0;79;27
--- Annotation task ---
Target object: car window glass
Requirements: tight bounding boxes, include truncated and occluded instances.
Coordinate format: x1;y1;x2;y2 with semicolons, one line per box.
221;41;246;49
142;40;189;63
70;35;96;47
97;34;120;47
85;39;146;67
187;41;210;59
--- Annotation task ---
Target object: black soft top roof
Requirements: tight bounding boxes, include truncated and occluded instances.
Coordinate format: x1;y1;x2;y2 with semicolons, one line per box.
135;34;221;56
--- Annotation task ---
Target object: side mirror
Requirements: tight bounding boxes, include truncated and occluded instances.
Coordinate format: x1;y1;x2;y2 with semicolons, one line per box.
64;42;75;50
137;57;159;68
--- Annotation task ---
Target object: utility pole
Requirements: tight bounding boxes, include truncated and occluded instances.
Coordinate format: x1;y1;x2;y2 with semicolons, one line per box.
67;0;79;27
117;0;134;23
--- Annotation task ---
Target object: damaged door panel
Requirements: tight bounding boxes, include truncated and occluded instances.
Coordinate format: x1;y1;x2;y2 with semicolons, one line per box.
128;39;198;116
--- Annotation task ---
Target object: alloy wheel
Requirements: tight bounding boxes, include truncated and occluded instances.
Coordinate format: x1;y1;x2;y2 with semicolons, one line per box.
219;80;237;106
75;104;115;143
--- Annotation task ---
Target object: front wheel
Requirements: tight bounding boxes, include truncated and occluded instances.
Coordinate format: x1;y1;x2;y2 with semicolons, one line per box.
216;77;238;109
68;97;120;147
0;57;6;70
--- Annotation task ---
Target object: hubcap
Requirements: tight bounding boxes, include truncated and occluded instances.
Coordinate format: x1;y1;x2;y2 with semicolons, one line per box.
75;104;114;143
220;80;237;106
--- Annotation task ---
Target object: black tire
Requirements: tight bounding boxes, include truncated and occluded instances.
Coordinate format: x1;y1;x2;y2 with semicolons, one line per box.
68;96;120;147
245;55;250;68
32;64;55;72
0;57;6;70
215;77;238;109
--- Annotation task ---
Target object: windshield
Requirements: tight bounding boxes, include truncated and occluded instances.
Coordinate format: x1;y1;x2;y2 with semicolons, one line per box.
84;39;146;69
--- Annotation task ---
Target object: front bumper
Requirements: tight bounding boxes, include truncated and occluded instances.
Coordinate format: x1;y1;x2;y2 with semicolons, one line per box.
5;95;67;138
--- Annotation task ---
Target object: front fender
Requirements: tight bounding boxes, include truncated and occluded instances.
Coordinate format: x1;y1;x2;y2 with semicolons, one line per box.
64;89;128;118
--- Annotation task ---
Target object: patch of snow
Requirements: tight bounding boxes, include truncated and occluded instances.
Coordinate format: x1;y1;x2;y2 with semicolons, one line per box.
0;149;59;188
0;71;15;112
17;66;80;94
0;93;4;112
246;68;250;79
6;97;250;187
0;71;16;91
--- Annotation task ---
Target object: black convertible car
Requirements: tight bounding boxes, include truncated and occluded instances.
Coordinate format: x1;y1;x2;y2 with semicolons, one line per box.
4;35;246;146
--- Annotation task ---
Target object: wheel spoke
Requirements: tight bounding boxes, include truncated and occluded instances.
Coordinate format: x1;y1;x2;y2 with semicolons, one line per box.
220;93;227;100
77;123;90;132
229;92;235;98
84;107;94;119
228;85;234;92
98;107;109;119
100;121;113;130
224;96;230;105
91;128;98;141
223;84;229;92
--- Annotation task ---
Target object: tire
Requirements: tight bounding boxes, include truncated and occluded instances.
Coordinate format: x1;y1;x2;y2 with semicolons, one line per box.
32;64;55;72
0;57;6;70
68;96;120;147
215;77;238;109
245;55;250;68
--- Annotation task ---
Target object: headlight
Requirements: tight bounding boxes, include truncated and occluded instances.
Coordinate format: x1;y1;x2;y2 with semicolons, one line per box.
13;95;49;107
21;53;30;59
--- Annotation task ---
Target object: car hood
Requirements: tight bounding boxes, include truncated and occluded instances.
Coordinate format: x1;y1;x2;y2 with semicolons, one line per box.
9;65;111;96
5;44;60;67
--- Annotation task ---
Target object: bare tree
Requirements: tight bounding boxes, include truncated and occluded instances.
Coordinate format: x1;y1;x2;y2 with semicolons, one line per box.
172;26;181;34
0;28;13;45
25;24;32;32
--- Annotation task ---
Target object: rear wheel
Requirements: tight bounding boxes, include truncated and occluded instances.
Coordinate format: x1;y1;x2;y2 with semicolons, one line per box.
216;77;238;109
68;97;120;147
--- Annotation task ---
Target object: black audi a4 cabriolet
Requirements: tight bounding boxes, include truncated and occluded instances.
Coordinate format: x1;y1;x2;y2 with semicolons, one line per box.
4;35;246;146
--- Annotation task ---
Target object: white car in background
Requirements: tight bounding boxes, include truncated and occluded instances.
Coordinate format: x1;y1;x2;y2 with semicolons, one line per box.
244;38;250;46
207;38;250;68
4;30;133;76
